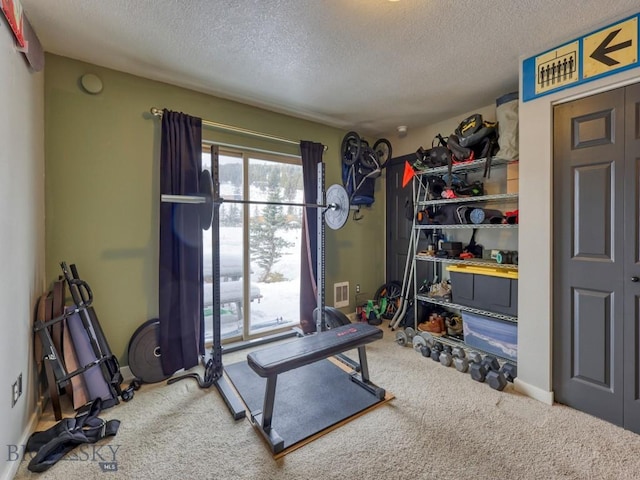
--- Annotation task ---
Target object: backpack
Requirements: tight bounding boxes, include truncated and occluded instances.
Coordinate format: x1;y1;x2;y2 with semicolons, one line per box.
452;114;500;160
414;134;451;170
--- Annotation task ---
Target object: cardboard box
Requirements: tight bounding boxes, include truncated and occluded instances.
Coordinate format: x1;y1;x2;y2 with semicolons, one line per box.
447;265;518;316
462;311;517;361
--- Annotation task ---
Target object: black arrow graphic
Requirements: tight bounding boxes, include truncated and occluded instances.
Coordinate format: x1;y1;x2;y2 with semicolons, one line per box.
590;29;633;66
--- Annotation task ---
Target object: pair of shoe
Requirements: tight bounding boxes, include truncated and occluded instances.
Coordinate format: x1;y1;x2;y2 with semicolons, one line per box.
445;315;463;337
418;312;463;337
427;280;451;300
418;313;445;336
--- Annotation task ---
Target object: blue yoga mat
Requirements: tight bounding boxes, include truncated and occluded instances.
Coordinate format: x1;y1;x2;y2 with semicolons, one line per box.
66;306;114;405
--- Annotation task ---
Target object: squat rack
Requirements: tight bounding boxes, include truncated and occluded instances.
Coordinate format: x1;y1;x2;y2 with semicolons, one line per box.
161;143;349;419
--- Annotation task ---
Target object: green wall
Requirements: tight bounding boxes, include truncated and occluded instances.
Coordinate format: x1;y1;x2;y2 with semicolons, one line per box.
44;54;385;363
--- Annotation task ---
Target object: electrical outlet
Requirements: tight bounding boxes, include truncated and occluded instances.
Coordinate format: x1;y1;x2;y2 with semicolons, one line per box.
356;284;360;294
11;381;18;407
11;373;22;408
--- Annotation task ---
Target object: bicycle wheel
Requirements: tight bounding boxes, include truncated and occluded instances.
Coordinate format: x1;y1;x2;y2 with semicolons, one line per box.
359;145;379;170
373;138;393;166
341;131;361;166
374;280;403;319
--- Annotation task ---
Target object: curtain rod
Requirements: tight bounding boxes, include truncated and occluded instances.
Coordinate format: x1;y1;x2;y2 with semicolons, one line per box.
150;107;327;151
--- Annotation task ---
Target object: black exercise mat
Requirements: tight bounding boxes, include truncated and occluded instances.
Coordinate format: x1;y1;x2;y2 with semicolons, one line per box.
225;358;382;450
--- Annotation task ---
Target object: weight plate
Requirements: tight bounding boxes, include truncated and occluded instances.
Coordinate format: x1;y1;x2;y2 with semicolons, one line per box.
325;184;350;230
198;169;214;230
128;318;170;384
395;330;408;346
419;331;435;347
404;326;416;339
313;306;351;330
412;334;427;352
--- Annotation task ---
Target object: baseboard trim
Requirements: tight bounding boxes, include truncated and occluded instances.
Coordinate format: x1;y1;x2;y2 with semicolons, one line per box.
514;378;554;405
120;365;134;383
1;399;44;480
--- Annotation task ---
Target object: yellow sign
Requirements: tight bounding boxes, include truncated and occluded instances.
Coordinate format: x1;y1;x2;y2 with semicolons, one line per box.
583;17;637;78
535;41;579;95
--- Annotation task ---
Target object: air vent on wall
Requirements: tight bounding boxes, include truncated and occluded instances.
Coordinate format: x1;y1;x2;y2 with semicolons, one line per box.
334;282;349;308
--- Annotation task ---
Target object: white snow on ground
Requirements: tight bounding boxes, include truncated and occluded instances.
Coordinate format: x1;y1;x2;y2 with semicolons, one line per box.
203;180;304;340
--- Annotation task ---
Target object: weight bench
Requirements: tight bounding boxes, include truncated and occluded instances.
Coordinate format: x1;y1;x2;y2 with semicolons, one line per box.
246;322;384;453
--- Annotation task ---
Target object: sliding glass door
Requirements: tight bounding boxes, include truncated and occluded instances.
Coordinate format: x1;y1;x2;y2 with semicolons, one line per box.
202;147;303;343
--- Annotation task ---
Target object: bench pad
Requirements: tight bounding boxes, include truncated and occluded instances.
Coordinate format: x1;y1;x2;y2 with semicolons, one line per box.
247;323;382;377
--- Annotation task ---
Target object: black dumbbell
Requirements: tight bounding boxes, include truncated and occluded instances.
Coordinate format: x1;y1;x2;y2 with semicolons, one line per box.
453;356;469;373
469;362;487;382
468;351;482;365
501;363;517;383
430;343;442;362
452;347;466;359
442;344;453;355
486;370;507;391
481;355;500;372
451;346;467;371
439;351;453;367
420;345;432;358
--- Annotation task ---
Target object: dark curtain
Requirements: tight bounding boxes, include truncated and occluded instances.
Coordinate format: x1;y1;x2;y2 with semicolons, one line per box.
159;109;204;375
299;141;325;334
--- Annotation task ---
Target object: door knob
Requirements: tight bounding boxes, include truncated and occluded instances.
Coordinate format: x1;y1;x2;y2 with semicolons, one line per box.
632;276;639;282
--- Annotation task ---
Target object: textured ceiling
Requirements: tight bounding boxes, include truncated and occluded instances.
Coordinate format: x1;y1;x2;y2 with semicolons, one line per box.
19;0;640;135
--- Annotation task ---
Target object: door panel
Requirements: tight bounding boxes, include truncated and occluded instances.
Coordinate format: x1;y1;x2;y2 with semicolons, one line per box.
573;162;613;259
572;287;612;389
624;82;640;433
553;87;625;428
385;156;413;284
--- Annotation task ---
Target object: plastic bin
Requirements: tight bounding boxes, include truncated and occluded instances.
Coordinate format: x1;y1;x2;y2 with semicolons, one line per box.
447;265;518;316
462;311;517;362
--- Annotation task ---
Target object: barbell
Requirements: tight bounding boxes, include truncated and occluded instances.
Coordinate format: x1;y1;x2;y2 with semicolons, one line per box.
161;170;351;230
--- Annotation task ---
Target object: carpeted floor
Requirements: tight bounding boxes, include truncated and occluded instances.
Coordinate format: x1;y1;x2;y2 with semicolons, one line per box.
13;324;640;480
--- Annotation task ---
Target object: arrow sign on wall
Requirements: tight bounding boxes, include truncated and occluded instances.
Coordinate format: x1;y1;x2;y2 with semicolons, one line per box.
590;29;633;66
583;16;638;78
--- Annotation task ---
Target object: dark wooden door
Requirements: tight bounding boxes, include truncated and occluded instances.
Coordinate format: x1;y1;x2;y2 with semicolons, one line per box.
385;156;414;285
553;83;640;434
623;82;640;432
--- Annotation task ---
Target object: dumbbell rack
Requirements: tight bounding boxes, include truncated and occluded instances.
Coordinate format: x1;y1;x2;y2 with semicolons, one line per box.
398;155;518;390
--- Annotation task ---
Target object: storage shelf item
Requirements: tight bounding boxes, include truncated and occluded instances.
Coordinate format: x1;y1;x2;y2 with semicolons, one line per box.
418;192;519;207
413;156;514;176
415;254;518;270
415;223;518;230
447;264;518;317
416;295;518;323
428;331;517;364
460;311;517;362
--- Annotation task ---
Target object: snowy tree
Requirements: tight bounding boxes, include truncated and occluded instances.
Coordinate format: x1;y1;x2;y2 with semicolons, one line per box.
249;169;293;282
